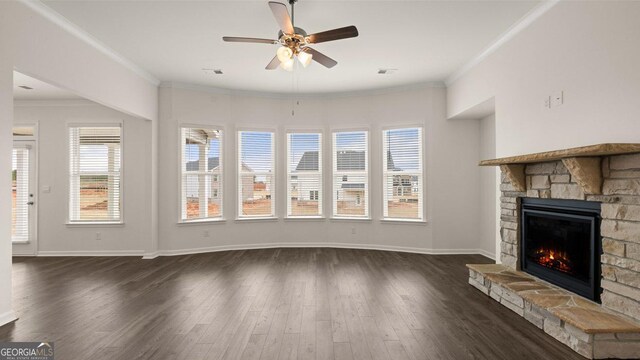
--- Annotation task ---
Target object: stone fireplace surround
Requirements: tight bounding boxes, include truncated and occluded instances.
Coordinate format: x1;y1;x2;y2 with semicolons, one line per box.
468;144;640;359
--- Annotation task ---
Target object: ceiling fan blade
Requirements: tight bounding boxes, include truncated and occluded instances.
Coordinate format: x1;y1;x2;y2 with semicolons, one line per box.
268;2;294;35
265;55;280;70
304;47;337;68
307;26;359;44
223;36;278;44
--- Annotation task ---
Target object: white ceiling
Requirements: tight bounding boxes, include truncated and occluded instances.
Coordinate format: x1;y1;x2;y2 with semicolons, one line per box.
13;71;82;100
42;0;540;94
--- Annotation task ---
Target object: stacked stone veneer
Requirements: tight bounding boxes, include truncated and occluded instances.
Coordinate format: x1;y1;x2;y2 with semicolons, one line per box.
499;153;640;322
468;264;640;359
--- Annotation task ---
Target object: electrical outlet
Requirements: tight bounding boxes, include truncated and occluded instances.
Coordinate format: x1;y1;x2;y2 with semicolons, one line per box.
95;232;101;241
203;230;210;238
552;91;564;107
351;227;356;235
544;96;551;109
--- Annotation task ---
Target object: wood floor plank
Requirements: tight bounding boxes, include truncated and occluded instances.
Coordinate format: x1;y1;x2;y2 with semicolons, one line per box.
1;250;585;360
240;334;266;360
298;304;316;360
316;320;334;360
260;312;288;360
276;333;299;360
333;342;354;360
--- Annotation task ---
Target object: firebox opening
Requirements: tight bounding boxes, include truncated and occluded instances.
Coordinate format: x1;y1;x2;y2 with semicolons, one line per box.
521;198;601;302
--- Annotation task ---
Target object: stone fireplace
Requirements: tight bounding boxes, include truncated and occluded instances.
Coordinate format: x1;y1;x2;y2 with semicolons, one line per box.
468;144;640;359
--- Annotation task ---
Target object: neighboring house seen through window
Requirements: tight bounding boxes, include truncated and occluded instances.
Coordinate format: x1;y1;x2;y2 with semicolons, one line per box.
180;127;223;221
238;131;275;218
287;132;322;217
69;125;122;223
382;127;423;220
332;130;369;218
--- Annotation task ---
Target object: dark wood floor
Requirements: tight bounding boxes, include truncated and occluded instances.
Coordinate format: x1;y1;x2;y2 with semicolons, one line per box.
0;249;584;360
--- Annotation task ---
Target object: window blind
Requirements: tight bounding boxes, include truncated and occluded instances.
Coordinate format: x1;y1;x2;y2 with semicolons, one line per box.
382;127;423;220
181;127;223;221
238;131;275;217
287;132;322;217
332;131;368;218
69;126;122;222
12;147;30;242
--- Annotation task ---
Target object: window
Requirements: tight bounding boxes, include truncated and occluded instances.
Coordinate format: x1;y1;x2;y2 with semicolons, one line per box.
238;131;275;218
12;147;30;242
69;126;122;223
383;127;423;220
180;127;223;221
332;130;368;218
287;132;322;217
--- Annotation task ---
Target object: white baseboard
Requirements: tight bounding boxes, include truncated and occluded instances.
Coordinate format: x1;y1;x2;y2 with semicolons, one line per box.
30;244;496;260
142;252;159;260
0;310;18;327
36;250;146;257
157;242;496;259
477;249;496;260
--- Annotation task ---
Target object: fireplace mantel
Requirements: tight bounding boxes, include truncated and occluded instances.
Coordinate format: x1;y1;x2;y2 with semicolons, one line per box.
479;143;640;166
479;143;640;195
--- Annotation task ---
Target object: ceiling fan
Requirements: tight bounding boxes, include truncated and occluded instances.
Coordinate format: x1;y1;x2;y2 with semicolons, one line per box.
222;0;359;71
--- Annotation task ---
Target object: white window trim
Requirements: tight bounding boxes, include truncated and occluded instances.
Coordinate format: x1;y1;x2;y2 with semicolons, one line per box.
381;125;425;222
330;127;371;220
178;124;225;224
66;122;124;225
285;129;324;218
237;128;277;220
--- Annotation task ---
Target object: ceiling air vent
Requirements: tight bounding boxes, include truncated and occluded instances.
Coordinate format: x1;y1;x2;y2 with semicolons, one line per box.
202;68;223;75
378;69;398;75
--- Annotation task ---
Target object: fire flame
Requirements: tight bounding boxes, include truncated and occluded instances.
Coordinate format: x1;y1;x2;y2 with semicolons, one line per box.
532;248;573;274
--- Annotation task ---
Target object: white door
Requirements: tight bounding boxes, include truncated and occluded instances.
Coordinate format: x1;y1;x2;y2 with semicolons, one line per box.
12;141;36;255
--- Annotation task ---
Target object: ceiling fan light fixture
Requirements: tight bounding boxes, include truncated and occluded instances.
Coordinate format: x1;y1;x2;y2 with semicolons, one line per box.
276;46;293;62
280;57;295;71
298;51;313;67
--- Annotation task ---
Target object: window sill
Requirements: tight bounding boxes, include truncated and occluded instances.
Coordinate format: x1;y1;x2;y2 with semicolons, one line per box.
178;218;226;226
284;216;326;222
380;218;427;225
235;217;279;223
12;240;30;244
330;217;372;222
66;222;124;227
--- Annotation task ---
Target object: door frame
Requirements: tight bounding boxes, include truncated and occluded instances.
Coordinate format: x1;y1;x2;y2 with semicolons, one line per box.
12;124;38;256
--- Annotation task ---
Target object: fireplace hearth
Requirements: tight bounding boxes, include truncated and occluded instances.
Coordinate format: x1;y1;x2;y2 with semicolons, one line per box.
521;198;601;301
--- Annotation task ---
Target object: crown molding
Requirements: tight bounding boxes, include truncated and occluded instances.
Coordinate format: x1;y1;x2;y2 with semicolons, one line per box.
20;0;160;86
160;80;444;100
445;0;559;87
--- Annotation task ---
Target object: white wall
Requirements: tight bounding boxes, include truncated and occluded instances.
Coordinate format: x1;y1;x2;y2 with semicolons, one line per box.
447;1;640;261
13;101;152;255
448;1;640;156
158;84;487;255
479;114;497;257
0;60;16;326
0;0;160;326
0;1;158;121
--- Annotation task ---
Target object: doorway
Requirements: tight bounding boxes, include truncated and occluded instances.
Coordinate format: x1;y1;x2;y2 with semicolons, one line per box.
12;134;37;256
